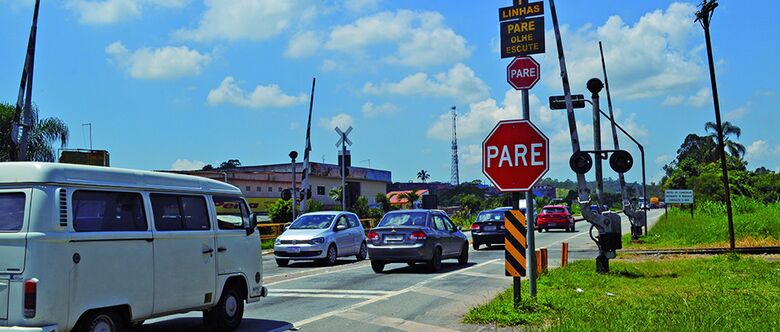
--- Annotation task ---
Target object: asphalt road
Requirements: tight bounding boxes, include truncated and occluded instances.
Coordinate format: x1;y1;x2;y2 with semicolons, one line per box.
143;209;664;332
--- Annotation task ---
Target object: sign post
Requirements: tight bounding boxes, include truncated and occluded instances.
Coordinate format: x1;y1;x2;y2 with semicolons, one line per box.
335;126;353;211
665;189;695;219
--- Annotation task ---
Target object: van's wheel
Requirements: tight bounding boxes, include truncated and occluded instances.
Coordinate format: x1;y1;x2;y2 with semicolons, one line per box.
204;286;244;332
458;243;469;265
428;247;442;272
371;260;385;273
276;259;289;267
324;244;338;266
79;310;124;332
356;242;368;261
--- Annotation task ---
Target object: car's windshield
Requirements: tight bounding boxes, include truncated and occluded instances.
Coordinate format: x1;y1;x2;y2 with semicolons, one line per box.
378;212;427;227
477;211;504;222
0;193;25;232
543;207;566;214
289;214;335;229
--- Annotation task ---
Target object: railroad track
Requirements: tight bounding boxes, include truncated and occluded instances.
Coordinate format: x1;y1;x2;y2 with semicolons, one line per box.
620;246;780;255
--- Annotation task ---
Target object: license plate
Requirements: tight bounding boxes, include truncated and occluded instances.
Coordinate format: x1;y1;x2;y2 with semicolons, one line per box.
288;246;301;253
385;235;403;242
483;225;496;231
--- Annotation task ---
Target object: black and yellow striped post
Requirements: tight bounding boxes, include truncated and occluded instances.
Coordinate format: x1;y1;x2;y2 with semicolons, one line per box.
505;207;527;307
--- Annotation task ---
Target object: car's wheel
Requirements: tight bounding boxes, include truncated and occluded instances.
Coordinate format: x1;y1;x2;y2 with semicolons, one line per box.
428;247;442;272
472;242;480;250
324;244;338;266
371;260;385;273
276;259;289;267
572;222;576;232
203;285;244;332
458;243;469;265
356;242;368;261
79;310;125;332
537;228;542;233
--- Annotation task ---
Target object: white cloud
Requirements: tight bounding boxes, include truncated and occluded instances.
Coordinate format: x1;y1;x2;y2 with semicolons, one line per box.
105;41;212;79
342;0;379;13
64;0;187;24
540;3;704;100
171;159;206;170
285;31;321;58
289;122;300;129
361;102;398;118
725;102;750;121
655;154;671;165
746;140;779;159
461;144;481;165
319;113;354;130
207;77;308;109
175;0;315;42
363;63;489;104
65;0;141;24
325;10;471;67
662;95;684;106
686;88;710;107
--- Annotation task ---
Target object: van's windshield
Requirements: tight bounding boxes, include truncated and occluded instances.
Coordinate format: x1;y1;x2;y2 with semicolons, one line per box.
290;215;335;229
0;193;25;232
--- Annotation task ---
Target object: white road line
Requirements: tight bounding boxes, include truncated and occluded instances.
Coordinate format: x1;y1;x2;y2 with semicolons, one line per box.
292;258;501;328
269;293;378;299
412;286;473;302
336;310;459;332
460;271;506;280
272;288;393;295
264;262;369;286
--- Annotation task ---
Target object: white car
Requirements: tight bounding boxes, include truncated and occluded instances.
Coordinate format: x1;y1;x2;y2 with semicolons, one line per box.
274;211;367;266
0;162;266;332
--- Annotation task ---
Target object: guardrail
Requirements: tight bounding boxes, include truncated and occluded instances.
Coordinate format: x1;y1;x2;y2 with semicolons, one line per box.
256;219;380;241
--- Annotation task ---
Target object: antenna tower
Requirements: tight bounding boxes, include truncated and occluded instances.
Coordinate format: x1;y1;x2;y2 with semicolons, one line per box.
450;106;460;185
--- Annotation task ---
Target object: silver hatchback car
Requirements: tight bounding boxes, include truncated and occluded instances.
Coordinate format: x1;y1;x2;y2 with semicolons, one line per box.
274;211;367;266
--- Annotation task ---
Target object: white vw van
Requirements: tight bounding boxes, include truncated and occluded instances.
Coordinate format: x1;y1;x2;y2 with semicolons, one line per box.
0;162;266;332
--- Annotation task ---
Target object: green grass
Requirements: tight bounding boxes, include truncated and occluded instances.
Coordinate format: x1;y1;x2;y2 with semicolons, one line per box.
624;198;780;249
464;255;780;331
261;239;275;250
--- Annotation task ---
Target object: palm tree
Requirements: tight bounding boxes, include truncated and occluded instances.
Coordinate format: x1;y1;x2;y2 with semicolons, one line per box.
417;170;430;183
328;186;343;204
705;121;745;159
393;190;421;209
1;103;68;162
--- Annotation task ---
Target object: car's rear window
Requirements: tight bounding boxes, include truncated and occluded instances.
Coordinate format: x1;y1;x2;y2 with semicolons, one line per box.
378;212;427;227
542;207;566;214
477;212;504;222
0;193;25;232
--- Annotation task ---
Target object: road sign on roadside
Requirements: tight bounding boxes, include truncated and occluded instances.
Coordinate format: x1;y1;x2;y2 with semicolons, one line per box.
665;189;694;204
498;1;544;22
507;56;540;90
504;210;527;277
482;119;549;192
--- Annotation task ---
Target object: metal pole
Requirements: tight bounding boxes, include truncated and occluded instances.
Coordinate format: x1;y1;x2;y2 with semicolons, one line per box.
290;151;298;221
14;0;40;161
341;135;347;211
511;191;521;307
590;81;604;207
640;147;648;235
521;89;537;298
697;0;735;251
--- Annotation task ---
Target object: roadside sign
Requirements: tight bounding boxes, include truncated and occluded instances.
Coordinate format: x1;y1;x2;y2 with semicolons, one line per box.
500;16;545;58
482;119;549;192
504;210;527;277
498;1;544;22
549;94;586;110
507;56;540;90
665;189;694;204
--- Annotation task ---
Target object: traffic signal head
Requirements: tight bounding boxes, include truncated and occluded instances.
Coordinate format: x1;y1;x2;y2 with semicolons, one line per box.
609;150;633;173
569;151;593;174
281;189;292;201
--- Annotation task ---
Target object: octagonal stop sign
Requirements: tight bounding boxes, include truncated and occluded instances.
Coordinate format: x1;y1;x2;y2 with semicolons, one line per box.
482;119;549;192
507;56;540;90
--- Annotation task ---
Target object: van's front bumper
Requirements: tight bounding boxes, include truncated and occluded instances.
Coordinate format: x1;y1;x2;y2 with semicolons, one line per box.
0;325;58;332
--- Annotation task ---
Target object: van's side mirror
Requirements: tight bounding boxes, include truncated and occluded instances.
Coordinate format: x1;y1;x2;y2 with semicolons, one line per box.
246;214;257;236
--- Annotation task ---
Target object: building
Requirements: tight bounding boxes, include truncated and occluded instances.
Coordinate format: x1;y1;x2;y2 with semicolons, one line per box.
386;189;429;209
168;162;392;212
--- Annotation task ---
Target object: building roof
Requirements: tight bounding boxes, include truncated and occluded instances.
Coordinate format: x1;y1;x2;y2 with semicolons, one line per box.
173;162;392;183
387;189;429;205
0;162;240;194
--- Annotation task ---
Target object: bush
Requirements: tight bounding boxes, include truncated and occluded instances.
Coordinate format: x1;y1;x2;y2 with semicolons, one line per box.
375;192;392;212
459;194;482;215
306;199;324;212
268;199;298;223
368;207;384;219
350;196;370;218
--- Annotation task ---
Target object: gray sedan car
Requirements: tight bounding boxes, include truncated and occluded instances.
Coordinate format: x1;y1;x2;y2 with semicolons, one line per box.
274;211;367;266
367;209;468;273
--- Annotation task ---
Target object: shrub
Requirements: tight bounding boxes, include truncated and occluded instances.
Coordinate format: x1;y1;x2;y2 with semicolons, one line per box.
268;199;298;223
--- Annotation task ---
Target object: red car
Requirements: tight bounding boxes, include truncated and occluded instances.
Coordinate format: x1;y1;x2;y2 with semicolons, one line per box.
536;205;575;232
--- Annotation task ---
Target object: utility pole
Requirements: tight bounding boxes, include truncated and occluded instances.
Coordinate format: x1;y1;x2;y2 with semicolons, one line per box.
290;151;298;221
696;0;735;251
11;0;41;161
450;106;460;186
589;78;605;208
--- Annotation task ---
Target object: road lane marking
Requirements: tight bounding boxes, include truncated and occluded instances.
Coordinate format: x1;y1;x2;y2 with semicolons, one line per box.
412;286;473;302
336;310;459;332
272;288;393;295
460;271;506;280
265;262;369;286
269;293;379;299
292;258;501;328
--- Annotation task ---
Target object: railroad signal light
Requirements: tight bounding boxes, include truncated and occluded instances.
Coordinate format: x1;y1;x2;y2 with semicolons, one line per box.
569;151;593;174
609;150;634;173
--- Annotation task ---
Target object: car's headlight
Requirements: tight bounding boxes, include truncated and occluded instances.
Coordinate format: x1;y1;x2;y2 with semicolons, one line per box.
309;237;325;245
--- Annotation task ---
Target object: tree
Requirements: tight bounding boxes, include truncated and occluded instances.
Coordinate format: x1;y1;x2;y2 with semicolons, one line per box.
329;186;343;204
416;170;430;183
350;196;370;218
375;192;392;212
458;194;482;214
219;159;241;169
705;121;746;159
268;199;298;223
201;164;215;171
1;103;69;162
393;191;421;209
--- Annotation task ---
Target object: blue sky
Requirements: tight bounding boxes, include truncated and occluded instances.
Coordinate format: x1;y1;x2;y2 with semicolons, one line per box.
1;0;778;185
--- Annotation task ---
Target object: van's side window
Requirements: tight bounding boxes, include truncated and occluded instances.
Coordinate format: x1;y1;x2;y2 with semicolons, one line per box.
150;194;210;231
72;190;147;232
0;193;25;232
213;196;249;230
